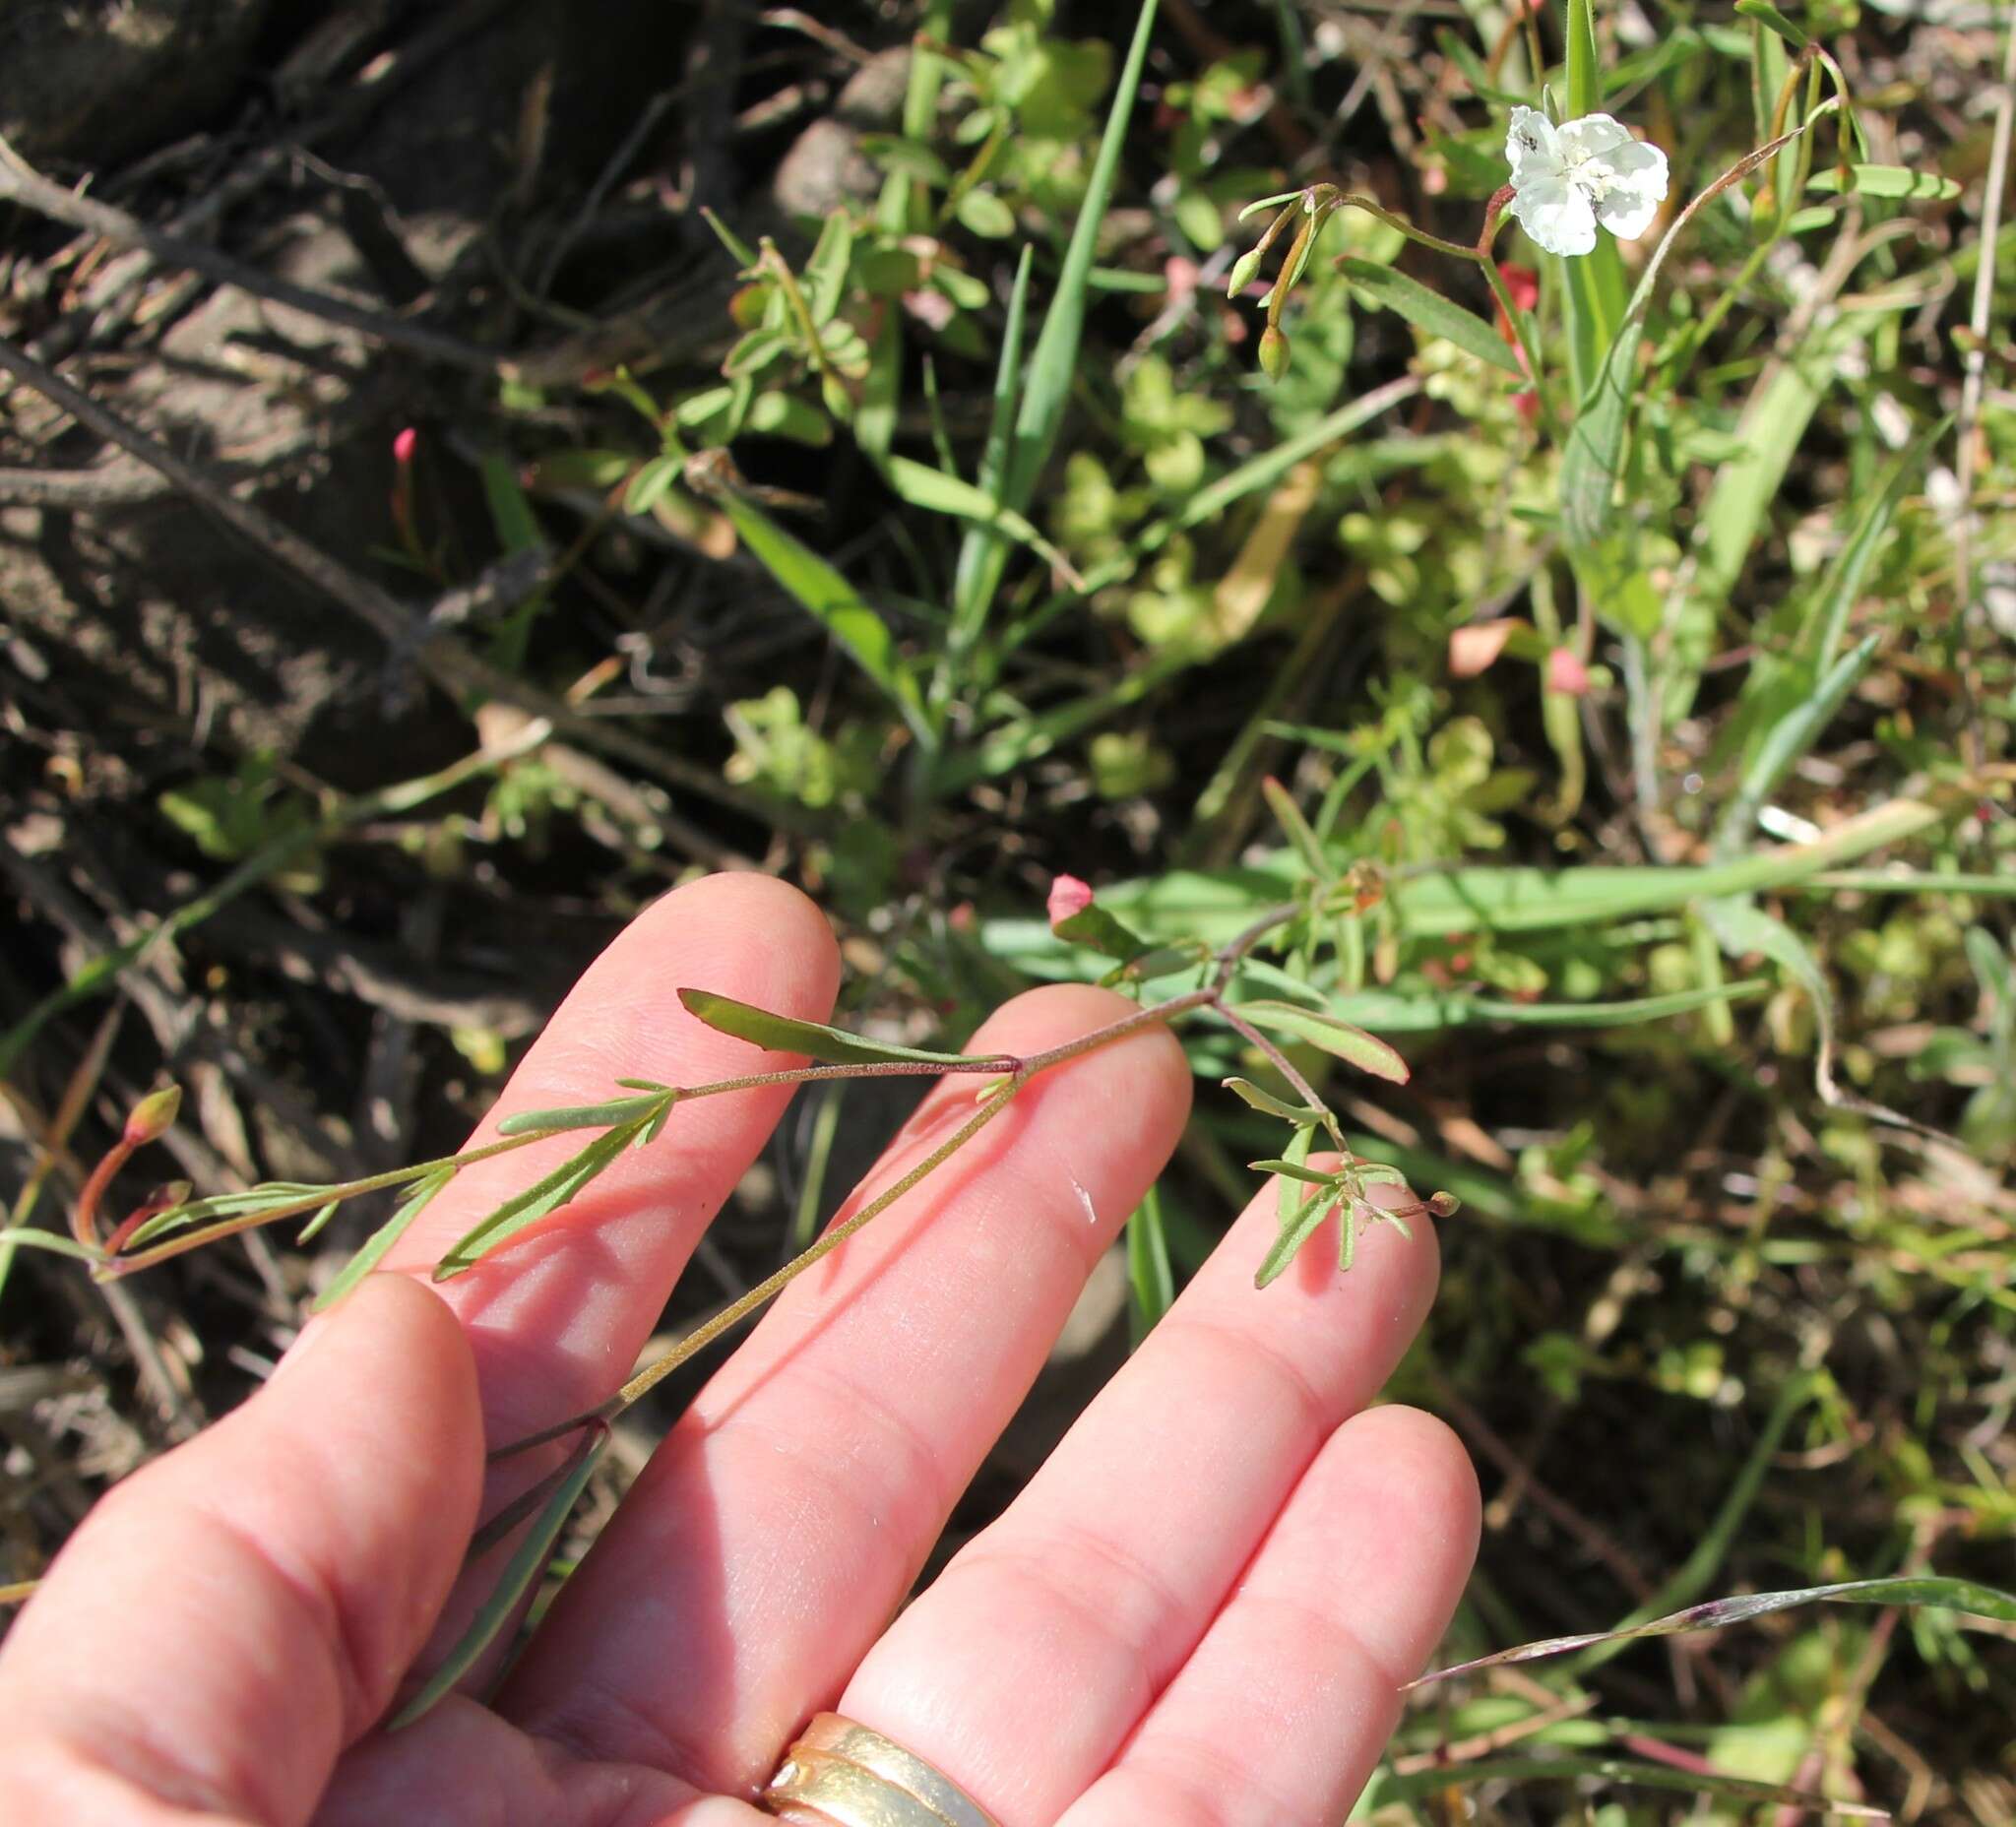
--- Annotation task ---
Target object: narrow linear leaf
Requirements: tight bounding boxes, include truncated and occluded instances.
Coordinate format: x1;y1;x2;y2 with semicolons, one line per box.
1124;1185;1174;1346
0;1228;105;1265
1808;163;1960;201
315;1168;454;1310
1222;1076;1325;1123
496;1094;666;1137
434;1123;643;1280
1261;777;1332;876
1236;1000;1412;1084
1410;1573;2016;1688
1249;1158;1343;1187
1378;1755;1888;1817
677;987;979;1066
949;242;1035;637
295;1200;343;1244
1340;260;1524;378
1711;634;1879;857
1733;0;1807;47
961;0;1160;626
879;454;1085;587
714;492;927;740
1321;980;1766;1034
1255;1186;1345;1288
388;1426;610;1730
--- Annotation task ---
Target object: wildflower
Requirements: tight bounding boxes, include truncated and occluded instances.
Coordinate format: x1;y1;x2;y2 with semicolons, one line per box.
1449;619;1520;678
1505;105;1668;258
1047;874;1096;928
392;426;418;466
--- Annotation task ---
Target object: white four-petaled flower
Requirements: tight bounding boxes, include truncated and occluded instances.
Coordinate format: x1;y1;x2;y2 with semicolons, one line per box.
1505;105;1670;258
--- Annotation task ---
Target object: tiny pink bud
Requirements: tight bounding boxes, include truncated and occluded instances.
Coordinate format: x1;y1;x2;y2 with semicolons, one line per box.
392;426;418;466
1047;874;1096;928
123;1084;181;1148
1546;647;1592;697
1448;618;1519;678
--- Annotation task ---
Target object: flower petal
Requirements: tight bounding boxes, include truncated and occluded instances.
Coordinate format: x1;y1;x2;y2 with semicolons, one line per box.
1509;172;1597;257
1505;106;1560;180
1553;113;1636;166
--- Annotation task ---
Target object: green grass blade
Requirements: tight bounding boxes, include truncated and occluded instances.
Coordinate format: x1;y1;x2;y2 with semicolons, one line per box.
1377;1755;1888;1816
1316;980;1763;1034
1565;0;1600;117
879;452;1083;585
1124;1182;1175;1347
948;242;1035;653
715;492;928;742
958;0;1161;624
1415;1571;2015;1687
495;1094;666;1137
1711;635;1878;858
388;1426;610;1730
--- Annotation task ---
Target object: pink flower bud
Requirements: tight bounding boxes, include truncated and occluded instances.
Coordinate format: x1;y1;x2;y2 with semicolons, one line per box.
1449;618;1519;678
1546;647;1592;697
1047;874;1096;928
392;426;418;467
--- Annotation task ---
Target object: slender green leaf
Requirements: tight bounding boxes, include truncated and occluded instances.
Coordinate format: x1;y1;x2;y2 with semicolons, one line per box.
1809;163;1960;201
1124;1184;1174;1347
1342;260;1523;377
1249;1158;1344;1187
1733;0;1808;48
388;1427;610;1729
496;1094;669;1137
947;243;1036;648
315;1168;454;1310
878;454;1084;585
294;1199;343;1244
1261;777;1332;876
1414;1573;2016;1686
1377;1755;1887;1816
715;492;927;740
1711;636;1878;857
1236;1000;1412;1082
1222;1076;1325;1123
960;0;1161;622
1255;1186;1345;1287
434;1124;643;1280
677;988;980;1066
1565;0;1600;118
1317;980;1763;1034
0;1228;104;1265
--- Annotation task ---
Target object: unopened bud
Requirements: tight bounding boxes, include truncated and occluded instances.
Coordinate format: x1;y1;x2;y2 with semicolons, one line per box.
1426;1190;1460;1218
1227;247;1265;297
1258;325;1290;379
1046;874;1096;928
392;426;418;466
123;1084;181;1148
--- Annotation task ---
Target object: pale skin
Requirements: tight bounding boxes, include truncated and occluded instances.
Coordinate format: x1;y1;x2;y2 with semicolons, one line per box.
0;873;1480;1827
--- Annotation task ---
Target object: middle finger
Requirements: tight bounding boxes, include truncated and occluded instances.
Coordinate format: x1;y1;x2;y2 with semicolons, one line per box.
496;982;1194;1792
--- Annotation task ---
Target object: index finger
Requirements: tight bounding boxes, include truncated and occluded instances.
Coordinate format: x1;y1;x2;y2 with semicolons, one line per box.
382;871;841;1445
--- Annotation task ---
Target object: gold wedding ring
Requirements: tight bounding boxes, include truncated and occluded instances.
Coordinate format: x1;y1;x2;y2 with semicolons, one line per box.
757;1713;1002;1827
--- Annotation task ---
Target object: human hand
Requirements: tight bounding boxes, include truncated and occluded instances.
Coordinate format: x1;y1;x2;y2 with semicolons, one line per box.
0;873;1479;1826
